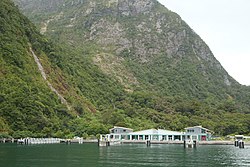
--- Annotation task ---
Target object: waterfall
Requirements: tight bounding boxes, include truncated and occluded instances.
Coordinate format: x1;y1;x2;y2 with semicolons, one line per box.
30;47;70;110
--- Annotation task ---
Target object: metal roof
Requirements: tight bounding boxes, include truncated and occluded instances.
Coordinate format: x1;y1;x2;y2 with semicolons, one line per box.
185;126;213;132
109;126;133;131
129;129;183;135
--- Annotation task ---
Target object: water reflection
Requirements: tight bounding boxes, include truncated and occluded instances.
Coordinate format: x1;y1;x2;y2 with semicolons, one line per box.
0;144;249;167
98;144;250;167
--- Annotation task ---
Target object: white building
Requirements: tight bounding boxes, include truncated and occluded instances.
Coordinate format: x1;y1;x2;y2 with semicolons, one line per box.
129;129;184;141
104;126;184;141
103;126;212;142
184;126;213;141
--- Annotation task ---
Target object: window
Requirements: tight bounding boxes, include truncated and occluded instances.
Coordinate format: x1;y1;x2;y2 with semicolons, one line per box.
153;135;158;140
192;136;197;140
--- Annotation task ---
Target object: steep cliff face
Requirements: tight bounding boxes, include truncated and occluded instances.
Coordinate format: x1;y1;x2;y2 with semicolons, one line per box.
15;0;238;97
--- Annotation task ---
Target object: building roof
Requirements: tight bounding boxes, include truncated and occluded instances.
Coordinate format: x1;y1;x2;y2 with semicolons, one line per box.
158;129;183;135
109;126;133;131
185;126;213;133
129;129;183;135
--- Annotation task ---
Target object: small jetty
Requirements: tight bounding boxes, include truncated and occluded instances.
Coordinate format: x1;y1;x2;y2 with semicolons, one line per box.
17;138;61;145
234;135;245;149
98;140;121;147
0;138;14;143
0;137;98;145
98;135;121;147
16;137;93;145
184;139;197;148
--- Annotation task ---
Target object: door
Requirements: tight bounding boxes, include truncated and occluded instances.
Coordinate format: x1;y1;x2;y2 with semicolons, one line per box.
201;135;207;141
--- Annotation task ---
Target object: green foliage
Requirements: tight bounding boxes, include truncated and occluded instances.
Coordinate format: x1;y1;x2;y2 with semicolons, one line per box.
0;133;12;139
0;0;73;137
12;130;34;139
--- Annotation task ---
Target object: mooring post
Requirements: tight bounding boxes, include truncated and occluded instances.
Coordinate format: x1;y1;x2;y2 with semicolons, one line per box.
239;140;244;149
235;140;239;147
193;140;197;148
146;140;151;146
184;140;186;148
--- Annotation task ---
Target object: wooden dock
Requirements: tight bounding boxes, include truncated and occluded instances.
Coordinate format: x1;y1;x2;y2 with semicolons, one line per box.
98;140;121;147
17;138;61;144
120;140;250;145
198;141;234;145
121;140;184;144
0;138;14;143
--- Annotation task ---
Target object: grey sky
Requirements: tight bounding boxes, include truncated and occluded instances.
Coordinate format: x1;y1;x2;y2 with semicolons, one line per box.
158;0;250;86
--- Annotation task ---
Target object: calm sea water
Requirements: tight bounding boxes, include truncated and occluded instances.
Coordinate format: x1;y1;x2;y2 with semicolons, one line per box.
0;143;249;167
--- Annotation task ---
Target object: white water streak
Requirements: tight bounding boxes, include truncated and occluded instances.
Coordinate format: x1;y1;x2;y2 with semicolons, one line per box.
30;48;70;110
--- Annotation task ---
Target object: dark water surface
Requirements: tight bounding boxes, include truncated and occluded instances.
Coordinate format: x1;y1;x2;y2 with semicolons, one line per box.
0;143;249;167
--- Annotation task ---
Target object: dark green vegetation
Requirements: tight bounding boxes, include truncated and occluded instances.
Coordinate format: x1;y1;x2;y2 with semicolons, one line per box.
1;0;250;138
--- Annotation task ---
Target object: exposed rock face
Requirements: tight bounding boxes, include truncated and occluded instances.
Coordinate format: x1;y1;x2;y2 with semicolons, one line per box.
14;0;238;96
93;53;139;92
118;0;155;16
15;0;63;12
16;0;204;61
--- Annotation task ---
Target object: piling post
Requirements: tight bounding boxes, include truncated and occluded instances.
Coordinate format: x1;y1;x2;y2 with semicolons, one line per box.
193;140;197;148
184;140;186;148
239;140;244;149
235;140;239;147
146;140;151;146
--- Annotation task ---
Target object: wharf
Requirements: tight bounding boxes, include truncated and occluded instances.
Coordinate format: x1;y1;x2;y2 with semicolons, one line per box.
121;140;183;144
199;141;233;145
121;140;250;145
17;138;61;144
82;139;98;143
199;141;250;145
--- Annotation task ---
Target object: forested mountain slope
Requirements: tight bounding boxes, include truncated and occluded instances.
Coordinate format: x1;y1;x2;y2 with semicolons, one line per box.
14;0;250;104
0;0;70;137
1;0;250;137
0;0;107;138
